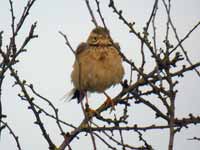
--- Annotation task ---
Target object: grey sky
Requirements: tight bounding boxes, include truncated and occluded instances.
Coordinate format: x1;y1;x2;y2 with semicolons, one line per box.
0;0;200;149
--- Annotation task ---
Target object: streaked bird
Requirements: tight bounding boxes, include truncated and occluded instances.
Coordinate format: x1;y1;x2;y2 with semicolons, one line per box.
70;26;124;107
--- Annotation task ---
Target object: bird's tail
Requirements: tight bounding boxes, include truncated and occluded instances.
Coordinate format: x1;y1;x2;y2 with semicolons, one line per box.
59;88;76;102
60;88;85;103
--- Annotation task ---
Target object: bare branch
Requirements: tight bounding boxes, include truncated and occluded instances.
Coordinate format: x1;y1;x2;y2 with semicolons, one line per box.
188;137;200;142
2;0;200;149
162;0;200;77
94;0;106;27
9;67;56;150
59;31;75;55
85;0;98;27
26;83;66;136
15;0;36;34
1;121;22;150
108;0;156;58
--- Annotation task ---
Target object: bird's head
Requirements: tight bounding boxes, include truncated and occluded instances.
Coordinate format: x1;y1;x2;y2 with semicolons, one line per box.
87;26;112;45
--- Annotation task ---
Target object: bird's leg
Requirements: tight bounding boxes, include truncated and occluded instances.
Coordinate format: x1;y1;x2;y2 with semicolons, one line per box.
84;92;97;117
85;91;89;105
103;91;115;111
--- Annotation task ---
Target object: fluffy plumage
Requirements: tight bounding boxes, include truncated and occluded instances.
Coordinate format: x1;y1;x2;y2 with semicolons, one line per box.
70;26;124;102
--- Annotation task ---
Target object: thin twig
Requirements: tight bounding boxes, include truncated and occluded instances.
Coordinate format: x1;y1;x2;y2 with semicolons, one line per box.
108;0;156;59
94;0;135;70
140;0;158;69
162;3;176;150
135;130;152;149
93;132;117;150
162;0;200;77
95;0;106;27
170;21;200;55
1;121;22;150
85;0;98;27
59;31;75;55
26;83;66;135
119;129;125;150
32;101;76;129
88;115;200;132
188;137;200;142
8;0;17;54
15;0;36;34
9;67;56;149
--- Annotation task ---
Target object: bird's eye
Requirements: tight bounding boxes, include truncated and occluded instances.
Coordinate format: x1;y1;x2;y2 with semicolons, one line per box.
93;36;97;41
90;36;98;43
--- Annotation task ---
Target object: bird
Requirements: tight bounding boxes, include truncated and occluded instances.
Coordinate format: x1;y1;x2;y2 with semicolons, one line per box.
70;26;124;109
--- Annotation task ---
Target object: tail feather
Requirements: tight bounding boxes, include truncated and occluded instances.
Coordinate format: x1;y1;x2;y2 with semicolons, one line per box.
60;88;85;103
59;88;76;102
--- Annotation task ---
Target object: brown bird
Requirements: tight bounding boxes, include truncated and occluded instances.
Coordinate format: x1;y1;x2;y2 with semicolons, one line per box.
70;26;124;107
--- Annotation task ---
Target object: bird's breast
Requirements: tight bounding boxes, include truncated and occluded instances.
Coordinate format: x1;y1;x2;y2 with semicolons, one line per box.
71;46;124;92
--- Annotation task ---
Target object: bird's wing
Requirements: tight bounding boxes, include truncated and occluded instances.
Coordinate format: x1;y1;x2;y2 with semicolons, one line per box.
60;43;88;103
114;42;120;50
75;42;88;55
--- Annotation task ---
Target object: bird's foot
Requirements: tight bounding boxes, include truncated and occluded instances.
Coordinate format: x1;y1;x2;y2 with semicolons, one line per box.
85;103;97;118
104;96;115;112
103;92;116;112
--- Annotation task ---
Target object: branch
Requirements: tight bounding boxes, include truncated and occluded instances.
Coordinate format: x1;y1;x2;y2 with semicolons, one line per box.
108;0;156;59
15;0;36;34
56;68;161;149
8;0;17;54
31;100;76;129
85;0;98;27
175;115;200;126
58;31;75;55
91;122;149;150
88;115;200;132
26;83;66;136
9;67;56;150
93;132;117;150
94;0;106;27
142;0;158;70
188;137;200;142
8;0;37;53
1;121;22;150
19;22;38;51
162;0;200;77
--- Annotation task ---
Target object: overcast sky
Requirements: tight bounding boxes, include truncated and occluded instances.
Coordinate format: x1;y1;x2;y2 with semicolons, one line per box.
0;0;200;150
